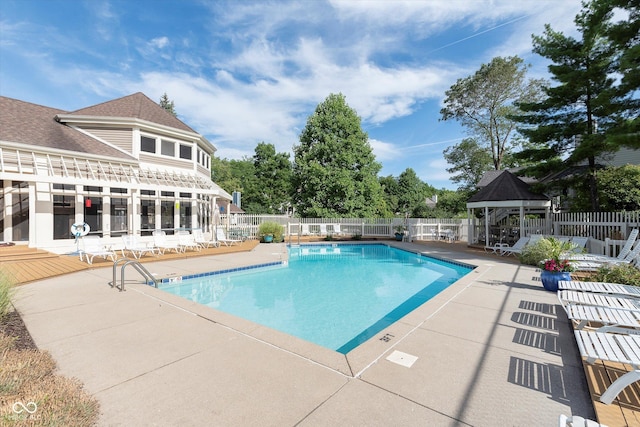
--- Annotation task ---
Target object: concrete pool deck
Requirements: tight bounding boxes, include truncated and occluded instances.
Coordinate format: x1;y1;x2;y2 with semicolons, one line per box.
12;241;596;426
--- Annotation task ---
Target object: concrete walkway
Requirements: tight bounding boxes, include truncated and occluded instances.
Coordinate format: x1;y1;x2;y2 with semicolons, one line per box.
13;242;594;426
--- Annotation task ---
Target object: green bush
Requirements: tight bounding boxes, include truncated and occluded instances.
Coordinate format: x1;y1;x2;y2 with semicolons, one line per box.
519;237;577;268
257;221;284;243
589;264;640;287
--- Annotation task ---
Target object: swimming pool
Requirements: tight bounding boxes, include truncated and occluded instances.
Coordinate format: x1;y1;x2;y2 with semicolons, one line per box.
159;244;473;353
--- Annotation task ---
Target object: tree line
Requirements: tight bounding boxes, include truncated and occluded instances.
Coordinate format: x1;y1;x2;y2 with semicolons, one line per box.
441;0;639;212
163;0;639;216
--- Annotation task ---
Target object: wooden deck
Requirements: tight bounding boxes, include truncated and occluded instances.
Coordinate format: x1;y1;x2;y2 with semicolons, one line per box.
0;240;260;285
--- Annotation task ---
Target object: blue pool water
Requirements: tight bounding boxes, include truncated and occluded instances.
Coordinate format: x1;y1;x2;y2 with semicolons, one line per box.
160;244;473;353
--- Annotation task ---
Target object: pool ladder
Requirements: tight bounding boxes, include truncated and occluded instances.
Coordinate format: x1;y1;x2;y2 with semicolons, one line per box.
110;258;158;292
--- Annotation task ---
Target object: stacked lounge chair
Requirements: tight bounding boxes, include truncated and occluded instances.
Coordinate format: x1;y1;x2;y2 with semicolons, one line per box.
571;229;639;271
558;279;640;405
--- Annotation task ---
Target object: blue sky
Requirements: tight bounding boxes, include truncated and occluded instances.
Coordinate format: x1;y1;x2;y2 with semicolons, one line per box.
1;0;584;189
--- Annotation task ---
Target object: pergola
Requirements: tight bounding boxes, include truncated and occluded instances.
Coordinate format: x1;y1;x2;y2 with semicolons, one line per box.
466;170;551;247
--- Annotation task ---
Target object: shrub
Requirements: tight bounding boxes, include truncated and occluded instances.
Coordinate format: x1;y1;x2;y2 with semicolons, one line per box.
589;264;640;287
257;221;284;243
519;237;576;270
519;238;555;267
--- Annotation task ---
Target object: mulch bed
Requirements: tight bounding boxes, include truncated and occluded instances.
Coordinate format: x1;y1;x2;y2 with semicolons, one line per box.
0;309;37;351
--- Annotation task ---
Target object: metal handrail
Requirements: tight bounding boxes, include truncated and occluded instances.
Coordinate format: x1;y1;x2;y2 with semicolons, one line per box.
111;257;158;291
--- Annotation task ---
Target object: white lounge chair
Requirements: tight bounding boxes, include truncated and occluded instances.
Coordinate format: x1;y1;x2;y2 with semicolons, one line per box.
300;224;316;236
121;235;156;259
572;241;640;271
562;302;640;331
558;413;608;427
573;330;640;404
569;236;589;254
572;229;638;264
80;236;116;264
558;290;640;311
319;224;328;236
216;228;241;246
499;236;530;256
331;224;343;236
558;280;640;299
193;229;218;248
177;231;201;252
152;230;182;254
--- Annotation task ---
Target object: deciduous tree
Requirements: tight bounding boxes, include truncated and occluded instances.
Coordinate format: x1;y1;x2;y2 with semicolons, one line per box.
292;93;386;218
440;56;544;172
252;142;292;214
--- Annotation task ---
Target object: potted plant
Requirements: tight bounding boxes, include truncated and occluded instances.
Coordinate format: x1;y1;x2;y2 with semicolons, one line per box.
394;224;407;241
257;221;283;243
539;237;575;291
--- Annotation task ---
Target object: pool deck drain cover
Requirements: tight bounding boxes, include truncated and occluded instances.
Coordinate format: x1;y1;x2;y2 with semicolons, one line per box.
386;350;418;368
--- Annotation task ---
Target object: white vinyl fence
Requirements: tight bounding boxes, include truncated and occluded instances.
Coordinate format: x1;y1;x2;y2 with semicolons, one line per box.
218;215;466;242
220;210;640;256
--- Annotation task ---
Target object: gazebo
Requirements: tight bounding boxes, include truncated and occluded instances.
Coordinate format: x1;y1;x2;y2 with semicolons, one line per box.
466;170;551;247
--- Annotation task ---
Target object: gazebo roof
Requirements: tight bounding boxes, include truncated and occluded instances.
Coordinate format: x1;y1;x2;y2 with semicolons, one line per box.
467;170;550;209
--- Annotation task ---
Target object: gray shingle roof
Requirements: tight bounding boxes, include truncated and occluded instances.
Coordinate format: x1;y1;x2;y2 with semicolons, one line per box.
468;170;548;202
1;96;134;160
69;92;196;133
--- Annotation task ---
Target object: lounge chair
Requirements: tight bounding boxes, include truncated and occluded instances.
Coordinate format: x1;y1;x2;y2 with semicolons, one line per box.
215;228;241;246
80;236;116;264
300;224;316;236
573;330;640;404
121;235;157;259
193;229;218;248
499;236;530;256
319;224;328;236
558;289;640;311
177;231;201;252
572;241;640;271
569;236;589;253
152;230;182;254
331;224;343;236
562;302;640;331
558;280;640;299
558;413;609;426
571;229;638;264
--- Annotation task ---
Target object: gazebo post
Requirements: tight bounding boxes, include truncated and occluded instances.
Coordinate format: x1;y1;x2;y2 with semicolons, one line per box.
520;206;525;238
485;206;490;247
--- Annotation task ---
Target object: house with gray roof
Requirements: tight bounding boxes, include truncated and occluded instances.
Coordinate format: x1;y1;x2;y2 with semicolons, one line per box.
0;93;232;252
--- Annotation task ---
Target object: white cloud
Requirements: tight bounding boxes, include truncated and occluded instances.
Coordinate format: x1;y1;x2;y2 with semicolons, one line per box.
150;36;169;49
369;138;398;163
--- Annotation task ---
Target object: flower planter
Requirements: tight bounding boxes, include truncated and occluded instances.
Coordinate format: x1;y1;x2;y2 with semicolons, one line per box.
540;270;571;292
263;235;274;243
394;233;404;241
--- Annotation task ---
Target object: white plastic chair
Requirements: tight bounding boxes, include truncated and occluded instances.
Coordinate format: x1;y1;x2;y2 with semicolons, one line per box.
80;236;116;264
193;229;218;248
177;231;201;252
121;235;156;259
152;230;182;254
215;228;241;246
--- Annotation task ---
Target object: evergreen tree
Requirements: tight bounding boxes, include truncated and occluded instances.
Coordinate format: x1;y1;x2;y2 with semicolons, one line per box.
514;1;623;211
292;93;386;218
605;0;640;145
159;92;177;117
